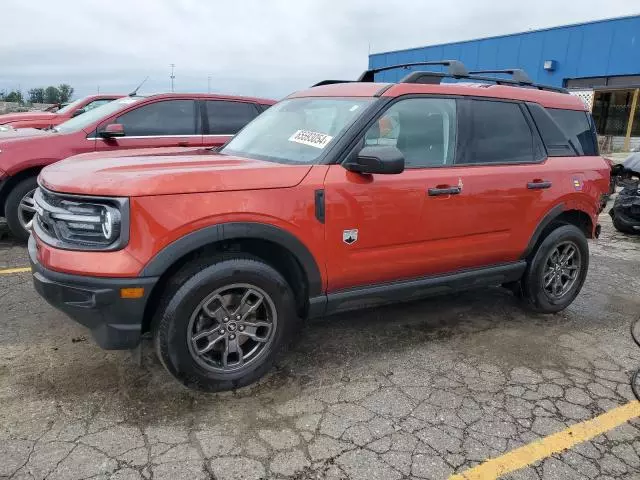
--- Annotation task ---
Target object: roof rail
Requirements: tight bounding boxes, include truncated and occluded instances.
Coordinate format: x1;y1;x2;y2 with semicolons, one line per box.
310;60;567;94
468;69;533;84
311;80;354;87
358;60;469;82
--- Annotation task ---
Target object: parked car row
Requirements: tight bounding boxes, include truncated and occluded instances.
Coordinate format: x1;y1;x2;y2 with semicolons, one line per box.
0;93;275;239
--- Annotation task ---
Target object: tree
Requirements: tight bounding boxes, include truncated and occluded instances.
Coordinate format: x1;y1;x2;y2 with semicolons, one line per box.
4;90;24;103
57;84;74;103
28;88;45;104
44;86;60;104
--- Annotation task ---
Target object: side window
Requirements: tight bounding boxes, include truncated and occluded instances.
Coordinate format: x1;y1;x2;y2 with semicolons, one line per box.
548;109;598;156
363;98;457;168
459;100;535;164
206;101;259;135
115;100;196;136
84;99;112;112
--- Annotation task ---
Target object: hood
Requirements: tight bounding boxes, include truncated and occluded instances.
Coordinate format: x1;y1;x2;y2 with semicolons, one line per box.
0;111;57;124
40;152;313;197
0;127;51;139
68;145;206;161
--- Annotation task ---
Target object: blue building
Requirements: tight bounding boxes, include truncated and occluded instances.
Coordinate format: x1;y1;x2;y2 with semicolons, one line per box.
369;15;640;151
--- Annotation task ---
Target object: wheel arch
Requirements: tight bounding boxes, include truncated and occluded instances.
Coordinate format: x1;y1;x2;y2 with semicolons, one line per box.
522;203;594;260
140;222;324;333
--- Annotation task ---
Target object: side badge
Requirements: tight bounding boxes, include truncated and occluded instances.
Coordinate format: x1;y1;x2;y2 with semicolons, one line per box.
343;229;358;245
572;177;583;191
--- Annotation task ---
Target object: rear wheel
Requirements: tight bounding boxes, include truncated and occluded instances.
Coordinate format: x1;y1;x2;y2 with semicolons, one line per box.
153;255;298;392
521;224;589;313
5;176;38;241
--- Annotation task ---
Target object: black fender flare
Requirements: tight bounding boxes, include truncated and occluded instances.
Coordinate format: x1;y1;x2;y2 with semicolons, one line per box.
521;203;565;259
140;222;323;297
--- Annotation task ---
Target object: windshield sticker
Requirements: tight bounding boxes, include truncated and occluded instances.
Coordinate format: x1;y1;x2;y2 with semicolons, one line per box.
288;130;333;149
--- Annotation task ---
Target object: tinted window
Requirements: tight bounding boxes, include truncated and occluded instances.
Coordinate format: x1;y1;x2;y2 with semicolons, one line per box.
115;100;196;136
363;98;457;168
548;109;597;155
460;100;534;164
527;103;575;156
206;101;258;134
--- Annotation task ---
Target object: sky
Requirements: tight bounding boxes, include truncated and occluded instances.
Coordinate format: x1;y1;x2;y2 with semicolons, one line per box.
1;0;639;101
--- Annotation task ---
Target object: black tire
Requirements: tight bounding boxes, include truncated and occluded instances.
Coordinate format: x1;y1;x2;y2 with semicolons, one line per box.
152;255;298;392
4;176;38;241
521;224;589;314
611;212;639;235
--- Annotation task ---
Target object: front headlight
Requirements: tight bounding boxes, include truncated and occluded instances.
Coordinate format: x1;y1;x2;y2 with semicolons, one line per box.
33;187;129;251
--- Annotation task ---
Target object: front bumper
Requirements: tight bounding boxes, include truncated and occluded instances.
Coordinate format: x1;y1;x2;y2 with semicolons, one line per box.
28;235;158;349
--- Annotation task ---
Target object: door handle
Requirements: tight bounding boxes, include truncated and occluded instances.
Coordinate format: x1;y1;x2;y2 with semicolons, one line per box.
527;180;552;190
428;186;461;196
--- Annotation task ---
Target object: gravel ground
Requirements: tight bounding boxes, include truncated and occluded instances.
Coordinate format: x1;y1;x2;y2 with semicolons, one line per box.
1;210;640;480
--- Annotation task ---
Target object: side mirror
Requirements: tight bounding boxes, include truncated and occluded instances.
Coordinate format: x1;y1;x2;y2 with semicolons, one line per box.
100;123;125;138
71;108;86;118
343;146;405;175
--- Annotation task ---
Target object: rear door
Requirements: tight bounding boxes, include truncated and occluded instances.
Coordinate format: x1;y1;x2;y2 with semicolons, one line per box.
450;98;552;263
203;100;260;148
95;99;202;151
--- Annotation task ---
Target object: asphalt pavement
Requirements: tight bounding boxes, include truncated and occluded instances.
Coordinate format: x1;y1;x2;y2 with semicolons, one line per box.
1;211;639;480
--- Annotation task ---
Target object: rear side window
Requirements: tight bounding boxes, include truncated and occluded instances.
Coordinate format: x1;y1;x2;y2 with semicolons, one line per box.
206;101;259;135
458;100;535;164
115;100;196;136
548;109;598;156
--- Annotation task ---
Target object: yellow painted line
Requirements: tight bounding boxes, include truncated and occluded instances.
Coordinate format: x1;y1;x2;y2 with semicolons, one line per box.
0;267;31;275
450;400;640;480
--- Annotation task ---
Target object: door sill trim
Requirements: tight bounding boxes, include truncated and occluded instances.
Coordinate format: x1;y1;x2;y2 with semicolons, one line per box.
309;261;526;317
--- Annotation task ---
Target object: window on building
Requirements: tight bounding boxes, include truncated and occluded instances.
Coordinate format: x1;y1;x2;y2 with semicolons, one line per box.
206;101;259;135
115;100;197;136
458;100;535;164
363;98;457;168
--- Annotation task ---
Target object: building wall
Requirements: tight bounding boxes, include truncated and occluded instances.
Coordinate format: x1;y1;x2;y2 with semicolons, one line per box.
369;15;640;86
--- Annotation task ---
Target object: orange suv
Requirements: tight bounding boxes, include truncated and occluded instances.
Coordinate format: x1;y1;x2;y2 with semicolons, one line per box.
29;61;611;391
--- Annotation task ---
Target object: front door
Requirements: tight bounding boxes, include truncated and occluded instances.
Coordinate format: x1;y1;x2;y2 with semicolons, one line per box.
324;96;465;291
96;99;203;152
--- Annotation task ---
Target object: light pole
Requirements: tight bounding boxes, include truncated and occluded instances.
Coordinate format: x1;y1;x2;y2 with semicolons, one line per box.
169;64;176;92
207;75;212;93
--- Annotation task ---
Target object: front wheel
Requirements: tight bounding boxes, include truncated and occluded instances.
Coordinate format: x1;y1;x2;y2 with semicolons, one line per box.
521;224;589;313
153;256;298;392
4;176;38;241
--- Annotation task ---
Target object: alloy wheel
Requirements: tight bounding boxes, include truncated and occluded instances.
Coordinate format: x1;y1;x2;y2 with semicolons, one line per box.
542;241;581;300
187;283;277;373
18;188;37;231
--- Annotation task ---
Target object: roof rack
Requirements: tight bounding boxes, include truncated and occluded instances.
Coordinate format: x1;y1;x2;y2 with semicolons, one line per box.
358;60;469;82
312;60;567;94
468;69;533;84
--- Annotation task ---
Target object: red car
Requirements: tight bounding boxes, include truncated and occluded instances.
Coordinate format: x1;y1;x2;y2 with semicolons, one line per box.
0;93;275;239
30;61;610;391
0;94;123;129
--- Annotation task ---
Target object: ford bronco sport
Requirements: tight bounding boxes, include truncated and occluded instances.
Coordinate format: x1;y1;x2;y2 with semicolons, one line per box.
29;61;610;391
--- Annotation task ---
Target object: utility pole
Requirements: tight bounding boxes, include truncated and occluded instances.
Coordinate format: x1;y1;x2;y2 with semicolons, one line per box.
169;64;176;92
97;85;100;94
207;75;212;94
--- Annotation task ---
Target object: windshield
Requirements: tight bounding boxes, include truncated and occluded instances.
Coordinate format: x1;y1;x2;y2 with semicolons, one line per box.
54;97;144;134
56;98;84;115
221;97;375;164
